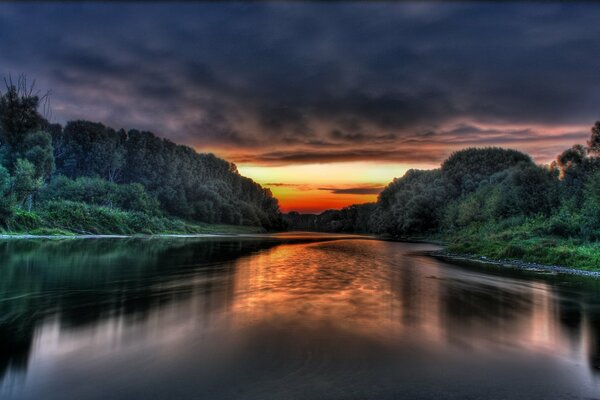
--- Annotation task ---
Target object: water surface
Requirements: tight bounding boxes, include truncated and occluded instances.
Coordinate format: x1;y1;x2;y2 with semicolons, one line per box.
1;234;599;399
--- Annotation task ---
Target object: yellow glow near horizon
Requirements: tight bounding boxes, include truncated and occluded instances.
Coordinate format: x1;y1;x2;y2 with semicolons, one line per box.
238;162;412;185
237;162;422;213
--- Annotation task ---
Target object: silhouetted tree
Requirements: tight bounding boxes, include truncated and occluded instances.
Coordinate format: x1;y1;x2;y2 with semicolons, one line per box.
588;121;600;155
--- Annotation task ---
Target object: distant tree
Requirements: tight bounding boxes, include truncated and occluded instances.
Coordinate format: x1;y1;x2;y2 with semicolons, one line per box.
557;144;587;171
588;121;600;155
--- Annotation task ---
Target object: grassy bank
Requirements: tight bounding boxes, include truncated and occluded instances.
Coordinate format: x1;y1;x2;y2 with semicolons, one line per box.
442;218;600;272
1;201;264;236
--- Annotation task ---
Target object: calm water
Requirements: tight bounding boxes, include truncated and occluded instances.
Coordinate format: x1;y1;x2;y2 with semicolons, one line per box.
1;234;600;399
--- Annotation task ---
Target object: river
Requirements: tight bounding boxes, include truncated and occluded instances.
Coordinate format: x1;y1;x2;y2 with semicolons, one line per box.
0;233;599;399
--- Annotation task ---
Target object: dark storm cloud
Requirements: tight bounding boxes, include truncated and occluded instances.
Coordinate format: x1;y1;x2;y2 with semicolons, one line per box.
232;148;443;165
329;130;397;143
1;2;600;164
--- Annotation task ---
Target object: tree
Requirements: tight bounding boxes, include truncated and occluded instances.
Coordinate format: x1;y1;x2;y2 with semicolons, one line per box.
0;76;54;184
22;131;55;180
0;165;14;224
59;121;125;181
0;77;44;149
588;121;600;155
441;147;532;196
557;144;587;171
38;176;160;215
1;77;284;230
13;159;41;210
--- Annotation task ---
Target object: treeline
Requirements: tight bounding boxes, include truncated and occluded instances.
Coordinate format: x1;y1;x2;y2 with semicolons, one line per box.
287;122;600;243
285;204;377;233
0;78;284;233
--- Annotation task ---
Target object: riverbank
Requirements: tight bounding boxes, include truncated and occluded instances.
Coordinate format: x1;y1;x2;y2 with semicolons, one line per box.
429;249;600;277
0;225;264;238
382;225;600;274
1;205;265;236
0;232;262;239
441;225;600;272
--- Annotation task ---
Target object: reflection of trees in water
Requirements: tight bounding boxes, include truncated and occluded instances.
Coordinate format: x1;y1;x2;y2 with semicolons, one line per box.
550;281;600;376
439;281;534;352
588;315;600;373
0;238;282;381
582;285;600;375
4;238;600;385
0;319;32;385
438;272;600;376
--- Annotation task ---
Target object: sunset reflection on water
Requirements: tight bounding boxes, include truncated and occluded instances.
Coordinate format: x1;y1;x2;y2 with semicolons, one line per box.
0;236;599;399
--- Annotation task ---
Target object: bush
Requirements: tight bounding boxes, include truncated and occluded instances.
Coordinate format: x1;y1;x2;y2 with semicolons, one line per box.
39;176;160;215
9;209;43;231
500;243;526;259
0;165;14;225
543;206;583;238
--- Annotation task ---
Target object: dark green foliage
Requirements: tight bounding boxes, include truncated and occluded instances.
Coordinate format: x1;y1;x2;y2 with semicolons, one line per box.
0;81;54;182
53;123;284;230
56;121;126;181
0;82;43;148
0;165;13;225
441;147;532;196
381;169;447;234
8;209;42;232
285;203;376;233
369;148;562;237
38;176;160;215
588;121;600;155
557;144;588;170
285;211;318;231
8;200;261;235
444;218;600;271
0;78;283;233
12;159;40;205
444;163;559;230
579;169;600;239
21;131;55;179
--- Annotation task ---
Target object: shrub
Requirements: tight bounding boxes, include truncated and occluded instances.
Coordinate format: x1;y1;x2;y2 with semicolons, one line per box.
39;176;160;215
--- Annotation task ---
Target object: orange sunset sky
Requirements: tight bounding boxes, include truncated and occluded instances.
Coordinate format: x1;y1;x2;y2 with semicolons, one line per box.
231;123;590;213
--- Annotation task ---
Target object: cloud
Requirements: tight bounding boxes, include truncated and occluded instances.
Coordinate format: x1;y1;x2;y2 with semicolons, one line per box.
1;3;599;166
262;182;314;191
261;182;385;195
318;185;385;195
329;129;397;143
230;147;445;165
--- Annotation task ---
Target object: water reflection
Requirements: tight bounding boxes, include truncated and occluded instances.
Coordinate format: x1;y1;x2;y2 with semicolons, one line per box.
1;236;600;399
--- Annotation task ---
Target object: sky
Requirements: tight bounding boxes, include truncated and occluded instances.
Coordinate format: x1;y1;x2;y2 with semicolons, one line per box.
1;2;600;213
